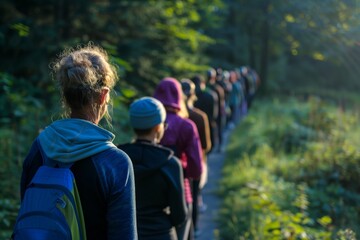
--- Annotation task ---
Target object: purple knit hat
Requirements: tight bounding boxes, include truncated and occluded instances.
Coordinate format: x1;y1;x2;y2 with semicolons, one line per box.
153;77;182;110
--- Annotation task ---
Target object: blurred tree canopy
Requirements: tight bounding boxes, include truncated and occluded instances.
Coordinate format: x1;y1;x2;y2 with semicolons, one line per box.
0;0;359;146
217;0;360;93
0;0;359;148
1;0;360;119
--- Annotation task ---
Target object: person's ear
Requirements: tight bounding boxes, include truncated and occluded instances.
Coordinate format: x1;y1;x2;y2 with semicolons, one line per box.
153;124;162;143
153;124;161;133
100;87;110;105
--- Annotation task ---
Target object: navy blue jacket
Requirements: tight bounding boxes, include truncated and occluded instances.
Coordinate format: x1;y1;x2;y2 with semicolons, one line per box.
118;140;187;240
20;119;137;240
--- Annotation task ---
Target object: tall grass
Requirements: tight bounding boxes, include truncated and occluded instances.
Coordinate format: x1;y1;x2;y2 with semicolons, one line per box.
218;96;360;239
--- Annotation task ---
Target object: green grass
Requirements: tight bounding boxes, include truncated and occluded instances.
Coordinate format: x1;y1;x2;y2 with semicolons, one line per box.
218;96;360;240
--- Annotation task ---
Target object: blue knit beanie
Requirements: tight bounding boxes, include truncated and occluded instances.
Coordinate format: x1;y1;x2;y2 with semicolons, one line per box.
129;97;166;129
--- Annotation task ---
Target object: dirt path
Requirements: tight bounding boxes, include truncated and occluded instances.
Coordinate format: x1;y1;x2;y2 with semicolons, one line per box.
195;130;230;240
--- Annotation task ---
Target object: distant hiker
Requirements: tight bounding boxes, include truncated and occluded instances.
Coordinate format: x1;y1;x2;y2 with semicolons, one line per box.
207;68;226;152
248;67;261;101
14;45;137;240
239;66;252;110
154;77;203;240
235;68;246;120
228;70;243;127
180;79;211;237
219;70;233;128
191;74;218;153
118;97;187;240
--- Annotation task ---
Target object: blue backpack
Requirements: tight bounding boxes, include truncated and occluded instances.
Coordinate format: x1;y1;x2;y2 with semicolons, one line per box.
12;142;87;240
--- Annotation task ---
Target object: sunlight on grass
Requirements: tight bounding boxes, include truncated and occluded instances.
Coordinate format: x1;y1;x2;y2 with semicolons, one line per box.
218;97;360;239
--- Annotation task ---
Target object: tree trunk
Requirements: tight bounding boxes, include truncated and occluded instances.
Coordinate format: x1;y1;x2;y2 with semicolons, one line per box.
259;2;270;92
55;0;70;39
247;23;256;68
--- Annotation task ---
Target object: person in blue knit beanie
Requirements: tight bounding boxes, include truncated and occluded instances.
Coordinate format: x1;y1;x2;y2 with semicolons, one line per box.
118;97;187;240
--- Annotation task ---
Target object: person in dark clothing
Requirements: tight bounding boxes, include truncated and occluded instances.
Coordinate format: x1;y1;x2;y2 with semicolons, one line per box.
19;45;137;240
239;66;252;112
191;75;218;153
118;97;187;240
228;70;243;127
207;68;226;152
180;79;212;237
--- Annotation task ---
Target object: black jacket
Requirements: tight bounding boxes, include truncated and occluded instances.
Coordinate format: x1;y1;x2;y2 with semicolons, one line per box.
118;140;187;240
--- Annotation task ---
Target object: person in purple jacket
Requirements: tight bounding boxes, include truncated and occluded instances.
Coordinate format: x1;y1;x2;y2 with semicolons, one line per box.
154;77;203;240
19;45;137;240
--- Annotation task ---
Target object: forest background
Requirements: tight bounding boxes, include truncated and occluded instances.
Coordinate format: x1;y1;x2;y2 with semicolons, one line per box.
1;0;360;239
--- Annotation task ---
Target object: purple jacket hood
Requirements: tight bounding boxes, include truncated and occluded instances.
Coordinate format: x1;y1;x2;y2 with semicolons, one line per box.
153;77;182;110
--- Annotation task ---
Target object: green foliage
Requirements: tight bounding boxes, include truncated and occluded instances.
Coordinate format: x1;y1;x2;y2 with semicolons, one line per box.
220;0;360;92
219;97;360;239
0;199;19;239
278;0;360;93
1;0;360;238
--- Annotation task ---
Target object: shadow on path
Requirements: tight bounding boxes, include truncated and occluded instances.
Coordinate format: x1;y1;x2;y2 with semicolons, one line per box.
196;129;231;240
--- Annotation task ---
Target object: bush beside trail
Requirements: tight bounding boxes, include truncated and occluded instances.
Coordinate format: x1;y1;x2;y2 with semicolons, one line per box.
218;96;360;239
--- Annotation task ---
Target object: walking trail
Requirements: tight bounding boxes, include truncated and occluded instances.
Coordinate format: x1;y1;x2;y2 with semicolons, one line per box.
196;129;231;240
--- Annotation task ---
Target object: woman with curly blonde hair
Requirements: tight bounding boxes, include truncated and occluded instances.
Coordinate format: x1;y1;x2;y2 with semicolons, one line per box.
18;44;137;240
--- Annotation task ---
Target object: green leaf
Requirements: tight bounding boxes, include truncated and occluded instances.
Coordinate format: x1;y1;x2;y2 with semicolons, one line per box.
120;88;137;98
317;216;332;227
10;23;30;37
